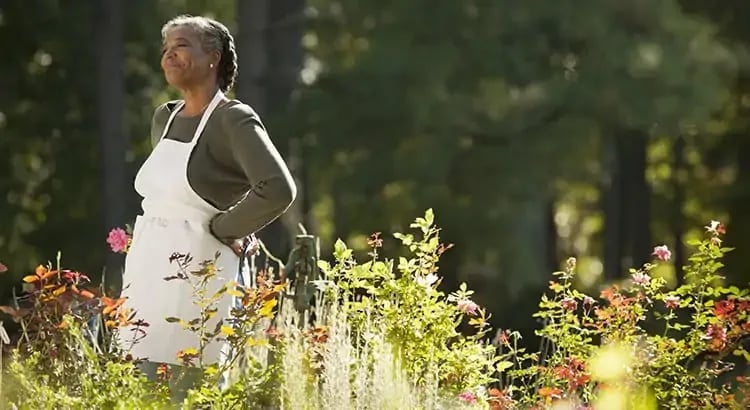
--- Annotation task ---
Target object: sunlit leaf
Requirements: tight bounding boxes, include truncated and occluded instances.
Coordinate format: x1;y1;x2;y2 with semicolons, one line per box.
259;298;278;317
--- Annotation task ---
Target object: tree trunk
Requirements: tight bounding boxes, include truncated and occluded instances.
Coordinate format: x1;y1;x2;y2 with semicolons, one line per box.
266;0;305;114
96;0;125;296
725;132;750;286
603;135;623;279
263;0;307;257
236;0;268;113
236;0;285;262
620;129;651;269
672;136;686;284
603;129;651;280
545;199;559;272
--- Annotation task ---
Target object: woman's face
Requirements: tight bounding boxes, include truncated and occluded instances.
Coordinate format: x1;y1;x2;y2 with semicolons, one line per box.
161;26;218;90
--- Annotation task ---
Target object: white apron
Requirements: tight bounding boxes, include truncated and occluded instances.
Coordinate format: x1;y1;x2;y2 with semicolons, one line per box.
121;90;240;365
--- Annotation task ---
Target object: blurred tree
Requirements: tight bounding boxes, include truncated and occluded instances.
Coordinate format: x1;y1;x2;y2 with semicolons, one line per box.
680;0;750;286
0;1;100;300
96;0;126;296
0;1;745;345
236;0;307;260
287;0;734;332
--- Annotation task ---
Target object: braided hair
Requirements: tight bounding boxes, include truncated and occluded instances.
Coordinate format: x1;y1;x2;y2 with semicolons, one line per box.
161;15;238;92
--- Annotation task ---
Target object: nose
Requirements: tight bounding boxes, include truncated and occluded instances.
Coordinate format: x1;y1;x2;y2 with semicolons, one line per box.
163;47;177;60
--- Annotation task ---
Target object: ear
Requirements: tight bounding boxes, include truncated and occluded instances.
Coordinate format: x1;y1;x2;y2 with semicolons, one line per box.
209;50;221;67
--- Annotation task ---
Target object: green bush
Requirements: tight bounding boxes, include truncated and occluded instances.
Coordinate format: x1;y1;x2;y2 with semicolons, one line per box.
0;212;748;409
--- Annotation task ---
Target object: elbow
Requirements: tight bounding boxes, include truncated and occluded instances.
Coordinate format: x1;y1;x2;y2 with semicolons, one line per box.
281;175;298;209
265;174;297;213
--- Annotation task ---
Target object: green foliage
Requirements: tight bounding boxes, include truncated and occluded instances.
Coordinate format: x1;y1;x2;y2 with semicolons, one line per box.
3;0;750;350
5;317;171;409
497;221;750;409
318;208;498;394
1;211;750;409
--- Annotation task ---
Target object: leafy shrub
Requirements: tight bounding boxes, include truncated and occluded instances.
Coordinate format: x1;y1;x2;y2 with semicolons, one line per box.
496;220;750;409
0;212;749;410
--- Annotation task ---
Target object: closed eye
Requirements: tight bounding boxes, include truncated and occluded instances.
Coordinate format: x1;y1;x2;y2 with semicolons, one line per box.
161;43;189;55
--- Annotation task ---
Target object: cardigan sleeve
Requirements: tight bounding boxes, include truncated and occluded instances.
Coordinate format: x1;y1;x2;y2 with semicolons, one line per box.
149;102;172;148
208;103;297;242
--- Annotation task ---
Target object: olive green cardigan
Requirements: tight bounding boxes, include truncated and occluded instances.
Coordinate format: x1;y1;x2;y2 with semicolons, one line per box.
149;99;296;245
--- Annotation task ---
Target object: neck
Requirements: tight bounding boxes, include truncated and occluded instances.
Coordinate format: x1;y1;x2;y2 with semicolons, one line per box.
180;83;221;116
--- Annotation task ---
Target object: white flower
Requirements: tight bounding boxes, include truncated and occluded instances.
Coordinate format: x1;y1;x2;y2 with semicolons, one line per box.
705;220;726;235
416;273;438;289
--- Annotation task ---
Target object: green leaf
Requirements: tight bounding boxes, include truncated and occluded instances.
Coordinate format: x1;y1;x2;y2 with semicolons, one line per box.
333;238;351;261
424;208;434;227
394;232;414;246
317;260;331;273
165;317;180;323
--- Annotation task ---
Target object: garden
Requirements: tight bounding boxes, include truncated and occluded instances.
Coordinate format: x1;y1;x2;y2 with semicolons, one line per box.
0;210;747;409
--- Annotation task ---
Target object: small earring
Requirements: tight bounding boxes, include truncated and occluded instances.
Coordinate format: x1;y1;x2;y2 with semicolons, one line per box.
210;63;214;68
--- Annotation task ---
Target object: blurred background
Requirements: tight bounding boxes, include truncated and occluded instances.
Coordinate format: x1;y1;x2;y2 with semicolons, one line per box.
1;0;750;339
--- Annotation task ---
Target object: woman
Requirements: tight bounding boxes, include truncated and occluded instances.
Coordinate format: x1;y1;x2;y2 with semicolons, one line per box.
121;15;296;370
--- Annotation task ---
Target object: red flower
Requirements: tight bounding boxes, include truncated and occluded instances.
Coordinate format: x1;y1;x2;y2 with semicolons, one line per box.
714;299;736;319
488;387;514;410
553;357;591;391
560;297;578;312
737;299;750;313
495;329;510;346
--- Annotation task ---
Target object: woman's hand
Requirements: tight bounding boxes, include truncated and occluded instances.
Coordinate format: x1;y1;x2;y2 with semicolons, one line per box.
228;234;260;257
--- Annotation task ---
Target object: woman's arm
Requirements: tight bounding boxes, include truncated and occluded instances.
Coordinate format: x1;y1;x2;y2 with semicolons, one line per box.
208;103;297;244
149;102;171;148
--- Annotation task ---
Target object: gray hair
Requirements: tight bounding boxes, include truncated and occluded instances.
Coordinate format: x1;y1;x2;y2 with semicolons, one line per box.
161;15;237;92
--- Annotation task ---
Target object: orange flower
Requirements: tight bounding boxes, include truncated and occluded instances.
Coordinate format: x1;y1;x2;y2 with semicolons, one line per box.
22;265;59;284
156;363;170;381
538;386;562;399
101;297;126;316
488;387;514;410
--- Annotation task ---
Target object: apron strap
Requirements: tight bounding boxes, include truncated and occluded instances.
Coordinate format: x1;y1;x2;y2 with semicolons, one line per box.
189;90;225;146
158;101;185;141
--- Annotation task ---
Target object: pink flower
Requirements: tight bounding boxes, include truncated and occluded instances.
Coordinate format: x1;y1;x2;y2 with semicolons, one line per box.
457;299;479;316
458;391;477;404
494;329;510;346
560;297;578;311
107;228;131;254
0;262;7;273
704;324;728;350
631;271;651;286
583;295;596;308
664;295;680;310
652;245;671;262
